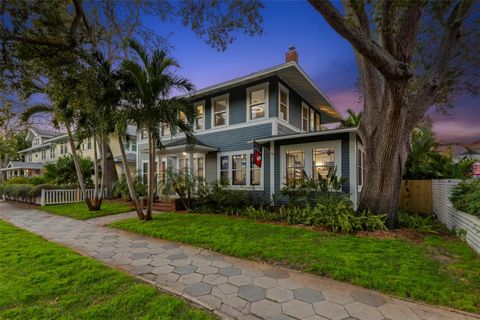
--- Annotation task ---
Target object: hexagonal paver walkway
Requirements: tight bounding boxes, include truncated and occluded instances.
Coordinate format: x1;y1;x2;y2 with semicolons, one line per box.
1;201;478;320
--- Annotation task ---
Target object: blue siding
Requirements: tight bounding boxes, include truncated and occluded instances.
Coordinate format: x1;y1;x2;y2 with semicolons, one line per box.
278;124;298;135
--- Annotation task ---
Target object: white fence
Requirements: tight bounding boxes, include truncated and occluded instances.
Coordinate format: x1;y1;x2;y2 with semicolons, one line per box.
432;179;480;254
41;189;107;206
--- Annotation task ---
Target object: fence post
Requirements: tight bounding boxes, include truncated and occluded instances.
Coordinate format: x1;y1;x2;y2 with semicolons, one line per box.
40;189;45;206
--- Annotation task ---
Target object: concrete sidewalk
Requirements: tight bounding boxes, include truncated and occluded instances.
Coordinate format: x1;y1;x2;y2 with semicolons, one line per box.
0;201;478;320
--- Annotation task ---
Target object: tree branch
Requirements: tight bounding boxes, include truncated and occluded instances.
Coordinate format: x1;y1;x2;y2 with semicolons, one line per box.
308;0;413;80
394;1;425;63
407;0;475;124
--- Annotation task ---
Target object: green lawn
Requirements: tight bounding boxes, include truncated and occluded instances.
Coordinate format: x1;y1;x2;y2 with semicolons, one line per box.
0;220;215;320
39;200;133;220
111;213;480;313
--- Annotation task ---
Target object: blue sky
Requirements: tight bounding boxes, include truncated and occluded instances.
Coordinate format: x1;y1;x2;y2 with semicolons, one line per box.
143;1;479;143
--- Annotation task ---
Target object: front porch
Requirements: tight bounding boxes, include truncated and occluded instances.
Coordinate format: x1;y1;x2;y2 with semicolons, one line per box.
1;161;43;180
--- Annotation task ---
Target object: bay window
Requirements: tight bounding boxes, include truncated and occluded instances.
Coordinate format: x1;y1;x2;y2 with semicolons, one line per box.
218;151;263;188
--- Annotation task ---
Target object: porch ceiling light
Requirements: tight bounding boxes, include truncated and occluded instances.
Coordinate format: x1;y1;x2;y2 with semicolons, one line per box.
182;152;188;156
251;106;264;112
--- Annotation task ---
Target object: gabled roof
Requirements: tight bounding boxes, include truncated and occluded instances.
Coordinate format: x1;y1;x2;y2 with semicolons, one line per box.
26;128;64;142
187;61;343;124
0;161;44;171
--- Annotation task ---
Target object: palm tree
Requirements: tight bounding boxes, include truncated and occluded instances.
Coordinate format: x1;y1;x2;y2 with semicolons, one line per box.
22;100;95;210
119;39;196;220
340;109;362;127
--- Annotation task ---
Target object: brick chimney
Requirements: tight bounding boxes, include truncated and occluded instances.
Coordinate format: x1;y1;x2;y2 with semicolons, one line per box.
285;47;298;63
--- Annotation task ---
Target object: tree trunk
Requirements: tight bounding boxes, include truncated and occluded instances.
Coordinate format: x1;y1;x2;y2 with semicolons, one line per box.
90;134;102;210
146;130;155;220
118;134;145;219
66;125;93;210
103;142;118;194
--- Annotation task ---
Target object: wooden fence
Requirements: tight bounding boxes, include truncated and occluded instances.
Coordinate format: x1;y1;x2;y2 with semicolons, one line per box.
399;180;432;214
40;189;107;206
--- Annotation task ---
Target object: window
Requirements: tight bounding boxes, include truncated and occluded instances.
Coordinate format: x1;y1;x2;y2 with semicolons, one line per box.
160;160;166;183
179;158;188;174
140;129;148;140
161;123;170;137
279;85;289;121
50;147;55;159
312;148;335;179
315;113;321;132
357;148;365;188
143;162;148;185
179;111;187;124
286;150;304;182
310;109;315;132
302;104;308;131
131;138;137;152
250;154;261;185
247;84;267;121
195;104;204;131
194;157;204;178
220;156;229;181
60;142;67;155
41;149;46;160
33;137;40;146
213;96;228;127
83;138;92;150
123;138;130;150
232;154;247;185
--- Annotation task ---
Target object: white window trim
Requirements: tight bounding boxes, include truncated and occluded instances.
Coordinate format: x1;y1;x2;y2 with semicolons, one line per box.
280;140;342;186
139;128;148;142
160;123;171;139
246;82;269;122
278;83;289;123
211;94;230;128
194;100;206;132
357;141;365;192
309;108;315;132
302;102;309;132
217;149;264;190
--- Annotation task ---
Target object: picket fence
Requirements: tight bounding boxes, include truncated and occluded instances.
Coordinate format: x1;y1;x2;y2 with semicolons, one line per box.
40;189;107;206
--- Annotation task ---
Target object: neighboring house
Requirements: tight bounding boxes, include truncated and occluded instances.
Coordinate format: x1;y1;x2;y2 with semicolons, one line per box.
457;149;480;178
137;48;365;206
1;127;138;179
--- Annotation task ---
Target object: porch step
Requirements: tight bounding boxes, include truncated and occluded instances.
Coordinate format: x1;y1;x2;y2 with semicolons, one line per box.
152;203;176;211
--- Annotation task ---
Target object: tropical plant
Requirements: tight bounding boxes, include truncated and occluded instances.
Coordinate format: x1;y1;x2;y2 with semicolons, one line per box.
451;179;480;217
112;174;147;201
43;155;94;186
119;39;196;220
164;168;201;211
340;108;362;127
195;179;249;215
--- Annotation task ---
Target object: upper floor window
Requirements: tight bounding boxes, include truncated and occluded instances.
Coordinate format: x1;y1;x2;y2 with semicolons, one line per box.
179;111;187;124
278;84;289;122
161;123;170;137
315;113;321;132
310;109;315;132
83;137;92;151
302;103;308;132
247;83;268;121
32;137;40;146
212;95;228;127
41;149;46;160
50;147;55;159
60;142;67;155
195;103;204;131
140;129;148;140
131;138;137;152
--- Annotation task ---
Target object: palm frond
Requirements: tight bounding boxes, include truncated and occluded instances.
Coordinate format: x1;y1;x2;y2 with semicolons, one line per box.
21;104;53;123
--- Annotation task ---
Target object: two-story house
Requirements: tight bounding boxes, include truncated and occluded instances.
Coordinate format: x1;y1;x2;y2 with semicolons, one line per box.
137;48;365;206
1;126;138;179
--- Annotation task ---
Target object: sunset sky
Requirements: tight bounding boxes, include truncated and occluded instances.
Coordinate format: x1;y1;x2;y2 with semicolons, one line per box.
145;1;479;144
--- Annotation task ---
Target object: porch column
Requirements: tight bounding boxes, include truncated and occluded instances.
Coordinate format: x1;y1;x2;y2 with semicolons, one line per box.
188;148;194;175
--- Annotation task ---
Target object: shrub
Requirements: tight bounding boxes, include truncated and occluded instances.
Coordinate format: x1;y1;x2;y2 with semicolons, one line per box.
243;195;387;233
451;179;480;217
6;176;49;186
398;210;446;233
5;176;29;185
0;183;77;201
44;155;93;186
112;174;147;200
194;179;248;215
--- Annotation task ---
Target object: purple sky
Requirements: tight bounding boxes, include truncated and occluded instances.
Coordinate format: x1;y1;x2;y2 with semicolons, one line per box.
144;1;479;143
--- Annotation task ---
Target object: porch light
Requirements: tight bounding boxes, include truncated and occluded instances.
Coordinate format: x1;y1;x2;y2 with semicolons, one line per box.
251;106;264;112
182;152;188;156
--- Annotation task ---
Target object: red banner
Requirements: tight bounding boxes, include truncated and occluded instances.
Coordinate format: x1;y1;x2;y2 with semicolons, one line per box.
253;141;262;167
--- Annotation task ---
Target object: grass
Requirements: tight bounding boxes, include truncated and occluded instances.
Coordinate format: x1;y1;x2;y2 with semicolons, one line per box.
0;219;215;320
111;212;480;313
39;200;133;220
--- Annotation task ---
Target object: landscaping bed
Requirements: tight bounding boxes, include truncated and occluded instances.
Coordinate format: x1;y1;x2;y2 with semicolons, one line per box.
111;212;480;313
0;220;215;320
38;200;133;220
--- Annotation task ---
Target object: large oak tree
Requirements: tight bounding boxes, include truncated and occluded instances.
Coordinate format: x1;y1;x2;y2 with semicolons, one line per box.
309;0;479;227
